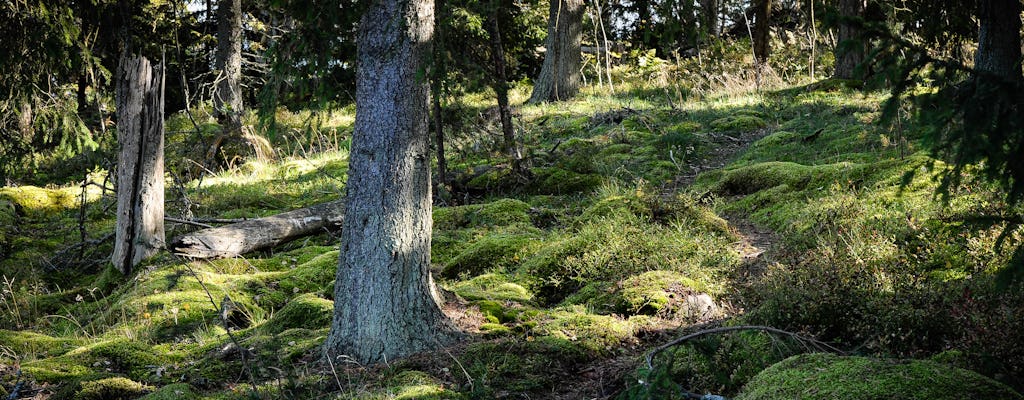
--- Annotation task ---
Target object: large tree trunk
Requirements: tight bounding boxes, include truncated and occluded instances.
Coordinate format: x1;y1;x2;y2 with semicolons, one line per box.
974;0;1022;82
753;0;772;63
324;0;459;365
834;0;866;80
112;54;165;275
529;0;584;103
700;0;719;37
170;200;345;259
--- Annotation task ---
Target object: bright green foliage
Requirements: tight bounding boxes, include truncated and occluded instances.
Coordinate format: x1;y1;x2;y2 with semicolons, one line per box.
451;273;533;303
736;353;1024;399
0;186;79;217
443;232;540;277
709;115;767;132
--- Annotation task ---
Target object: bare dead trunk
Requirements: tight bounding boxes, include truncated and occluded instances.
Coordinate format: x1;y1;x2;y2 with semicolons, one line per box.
324;0;459;364
974;0;1022;83
529;0;584;103
112;54;165;274
753;0;772;63
16;100;32;143
170;200;345;259
834;0;866;80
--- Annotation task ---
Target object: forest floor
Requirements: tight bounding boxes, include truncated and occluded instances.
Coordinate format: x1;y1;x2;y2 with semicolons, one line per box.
1;76;1023;400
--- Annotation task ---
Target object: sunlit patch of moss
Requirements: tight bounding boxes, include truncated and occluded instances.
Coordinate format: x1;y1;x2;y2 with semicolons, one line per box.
72;338;165;381
0;330;84;358
529;168;603;195
20;357;93;382
450;273;533;303
0;186;79;217
480;322;512;337
520;213;737;304
260;294;333;335
139;383;199;399
76;377;153;400
338;370;464;400
537;306;636;353
442;232;540;278
736;353;1024;399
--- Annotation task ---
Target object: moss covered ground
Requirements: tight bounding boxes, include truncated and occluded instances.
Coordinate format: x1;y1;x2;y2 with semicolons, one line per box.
1;68;1023;399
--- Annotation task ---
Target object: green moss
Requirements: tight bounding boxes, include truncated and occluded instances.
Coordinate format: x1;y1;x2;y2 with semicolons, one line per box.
460;338;590;396
469;198;533;227
480;322;512;337
736;353;1023;399
76;377;153;400
616;271;709;316
578;194;650;223
337;370;464;400
0;186;78;216
450;273;533;303
442;232;539;278
530;168;604;195
0;330;84;357
538;306;636;353
139;383;199;400
466;167;512;191
261;294;333;334
21;357;93;382
709;115;767;132
82;339;164;381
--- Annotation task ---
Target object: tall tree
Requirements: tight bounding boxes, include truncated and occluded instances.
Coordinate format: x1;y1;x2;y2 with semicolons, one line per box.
834;0;866;79
753;0;772;63
112;53;166;274
208;0;245;162
974;0;1022;82
700;0;720;37
487;0;522;168
323;0;460;364
529;0;583;103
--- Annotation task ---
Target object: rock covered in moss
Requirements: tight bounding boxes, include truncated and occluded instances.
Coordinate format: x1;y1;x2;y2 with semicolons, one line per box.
736;353;1023;400
76;377;153;400
452;273;533;303
261;293;333;334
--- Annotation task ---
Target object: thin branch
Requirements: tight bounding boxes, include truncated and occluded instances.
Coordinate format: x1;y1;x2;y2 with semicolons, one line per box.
164;217;214;229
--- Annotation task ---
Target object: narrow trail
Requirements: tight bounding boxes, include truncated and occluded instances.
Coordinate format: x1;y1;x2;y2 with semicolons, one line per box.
558;125;780;400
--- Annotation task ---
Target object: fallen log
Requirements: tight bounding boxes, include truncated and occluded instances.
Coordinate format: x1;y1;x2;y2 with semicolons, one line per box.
169;200;345;259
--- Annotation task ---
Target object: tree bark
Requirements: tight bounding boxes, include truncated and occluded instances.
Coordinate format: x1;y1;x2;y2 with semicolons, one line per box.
753;0;772;63
529;0;584;103
208;0;246;163
834;0;866;80
169;200;345;259
487;5;521;166
112;54;165;275
324;0;459;365
214;0;243;127
700;0;720;37
974;0;1022;83
432;0;448;187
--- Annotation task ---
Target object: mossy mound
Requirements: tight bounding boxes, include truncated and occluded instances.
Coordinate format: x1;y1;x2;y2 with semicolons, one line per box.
538;306;636;353
708;161;870;196
567;271;717;318
261;294;333;335
338;370;464;399
736;353;1024;399
0;330;84;357
0;186;78;217
709;115;767;132
434;198;533;230
442;232;539;278
450;273;533;303
460;338;590;396
530;168;604;195
139;383;199;399
76;377;153;400
80;339;165;381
